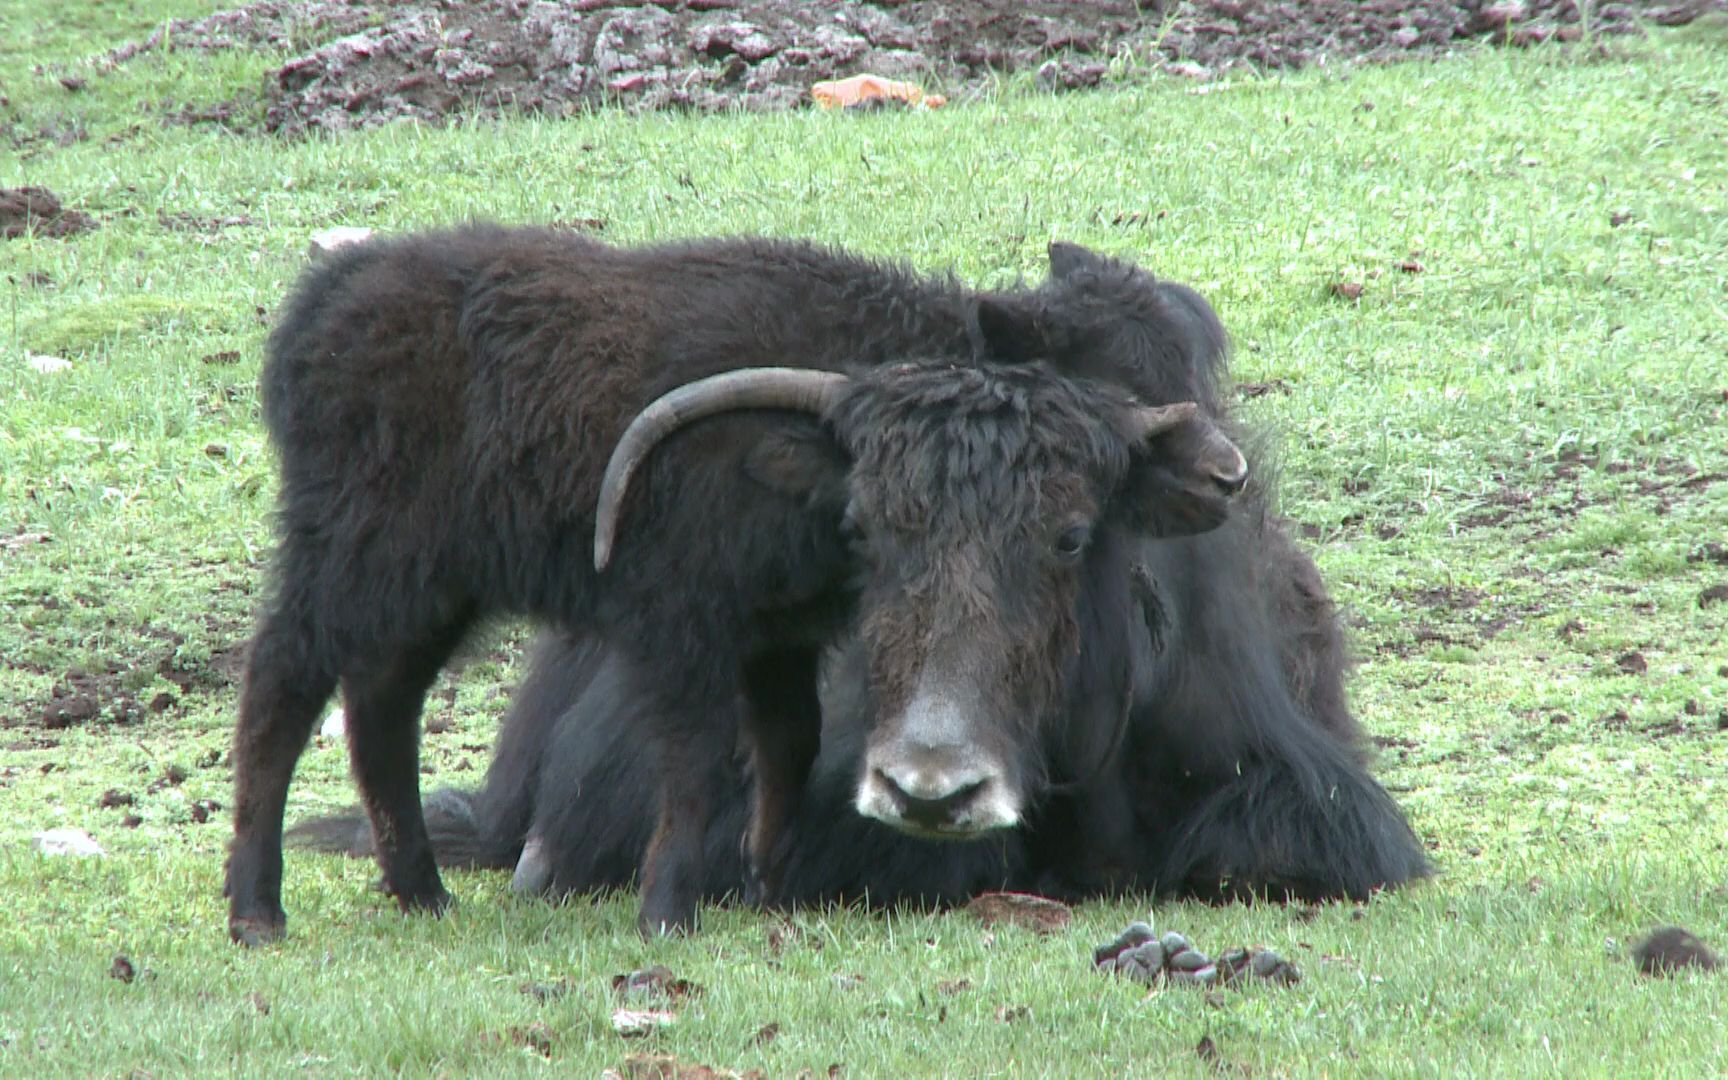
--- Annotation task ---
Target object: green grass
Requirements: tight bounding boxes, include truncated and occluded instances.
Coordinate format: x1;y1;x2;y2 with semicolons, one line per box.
4;7;1728;1076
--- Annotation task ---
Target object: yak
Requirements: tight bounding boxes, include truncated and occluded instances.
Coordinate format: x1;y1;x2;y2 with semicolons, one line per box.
230;226;1250;944
296;429;1431;908
290;250;1431;911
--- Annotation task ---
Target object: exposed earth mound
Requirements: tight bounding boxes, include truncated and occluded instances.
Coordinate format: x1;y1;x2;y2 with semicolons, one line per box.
1;186;99;238
102;0;1725;135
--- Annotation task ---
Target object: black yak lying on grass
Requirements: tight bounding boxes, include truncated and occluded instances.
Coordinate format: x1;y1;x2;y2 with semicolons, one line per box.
234;228;1249;943
293;280;1430;909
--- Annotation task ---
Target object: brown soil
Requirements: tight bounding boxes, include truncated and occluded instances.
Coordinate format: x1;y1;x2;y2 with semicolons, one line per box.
100;0;1725;135
0;186;98;238
18;628;248;732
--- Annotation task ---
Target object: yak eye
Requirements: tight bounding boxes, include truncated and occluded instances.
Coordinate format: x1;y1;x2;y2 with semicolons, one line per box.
1054;523;1091;559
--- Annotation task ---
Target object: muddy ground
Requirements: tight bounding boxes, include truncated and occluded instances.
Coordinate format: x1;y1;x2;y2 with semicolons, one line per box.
98;0;1725;135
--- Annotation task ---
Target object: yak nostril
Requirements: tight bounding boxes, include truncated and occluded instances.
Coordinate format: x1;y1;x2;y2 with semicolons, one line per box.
875;768;988;830
1211;453;1248;496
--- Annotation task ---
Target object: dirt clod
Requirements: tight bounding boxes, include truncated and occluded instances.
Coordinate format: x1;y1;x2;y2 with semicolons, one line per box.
965;891;1072;934
521;978;574;1002
1;186;97;239
613;965;701;1005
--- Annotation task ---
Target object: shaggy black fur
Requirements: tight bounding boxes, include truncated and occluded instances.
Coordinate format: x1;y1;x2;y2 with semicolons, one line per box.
297;481;1431;907
290;247;1429;910
234;228;1243;943
1632;927;1721;977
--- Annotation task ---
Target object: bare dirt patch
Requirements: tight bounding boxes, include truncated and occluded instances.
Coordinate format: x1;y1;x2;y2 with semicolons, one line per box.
0;186;98;239
14;626;248;732
99;0;1726;135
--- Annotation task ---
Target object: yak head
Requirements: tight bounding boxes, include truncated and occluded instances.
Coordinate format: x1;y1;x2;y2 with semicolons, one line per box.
973;240;1231;416
592;357;1244;840
824;362;1245;838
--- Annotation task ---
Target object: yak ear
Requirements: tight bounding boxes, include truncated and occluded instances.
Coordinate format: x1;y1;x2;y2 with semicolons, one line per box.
970;296;1050;364
744;424;849;511
1110;413;1249;538
1047;241;1108;281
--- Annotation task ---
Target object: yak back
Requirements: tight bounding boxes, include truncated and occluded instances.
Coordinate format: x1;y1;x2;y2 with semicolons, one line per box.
257;225;982;652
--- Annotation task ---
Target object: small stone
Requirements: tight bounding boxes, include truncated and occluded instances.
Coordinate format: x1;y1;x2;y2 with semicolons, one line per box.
610;1008;675;1037
1158;931;1191;955
35;827;105;857
307;226;373;259
27;354;73;374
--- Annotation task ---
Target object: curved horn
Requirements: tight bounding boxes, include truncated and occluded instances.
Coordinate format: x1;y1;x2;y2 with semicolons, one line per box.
1127;401;1249;494
1133;400;1244;494
1125;400;1199;441
593;367;850;571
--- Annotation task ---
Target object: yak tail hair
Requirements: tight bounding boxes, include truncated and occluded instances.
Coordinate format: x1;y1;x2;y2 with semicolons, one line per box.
285;787;513;871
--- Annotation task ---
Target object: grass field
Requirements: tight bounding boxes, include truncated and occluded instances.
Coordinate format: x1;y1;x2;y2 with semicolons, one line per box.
3;4;1726;1075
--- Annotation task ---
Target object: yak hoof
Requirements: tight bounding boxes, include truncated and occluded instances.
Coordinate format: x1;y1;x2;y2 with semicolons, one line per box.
636;887;698;938
636;906;695;939
229;914;286;948
741;866;766;907
511;836;553;896
389;879;454;916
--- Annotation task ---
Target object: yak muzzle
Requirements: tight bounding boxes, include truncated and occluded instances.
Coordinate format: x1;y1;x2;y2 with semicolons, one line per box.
855;741;1020;837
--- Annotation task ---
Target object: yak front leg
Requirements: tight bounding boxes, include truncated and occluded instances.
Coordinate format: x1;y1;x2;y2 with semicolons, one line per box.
739;647;821;908
637;700;738;936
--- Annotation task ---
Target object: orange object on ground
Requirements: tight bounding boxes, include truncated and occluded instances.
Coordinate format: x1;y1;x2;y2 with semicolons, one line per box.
811;74;946;110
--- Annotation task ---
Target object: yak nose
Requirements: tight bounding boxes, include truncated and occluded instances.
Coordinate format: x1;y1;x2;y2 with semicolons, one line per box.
856;743;1020;835
871;764;989;831
1210;444;1249;496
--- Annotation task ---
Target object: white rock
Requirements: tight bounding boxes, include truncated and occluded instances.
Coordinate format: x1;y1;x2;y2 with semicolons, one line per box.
320;706;346;738
610;1008;676;1037
307;226;374;259
35;827;105;857
27;354;72;374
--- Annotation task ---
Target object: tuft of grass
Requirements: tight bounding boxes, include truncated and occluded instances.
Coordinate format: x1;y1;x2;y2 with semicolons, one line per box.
2;5;1726;1075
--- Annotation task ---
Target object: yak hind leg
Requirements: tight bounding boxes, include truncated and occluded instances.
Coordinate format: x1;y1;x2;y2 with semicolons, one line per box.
1159;753;1431;904
341;614;474;916
226;601;340;947
738;647;821;908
